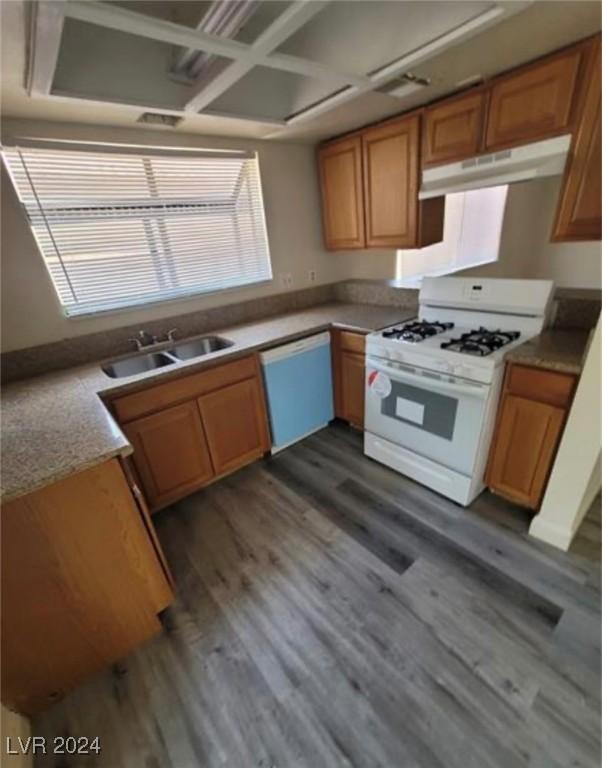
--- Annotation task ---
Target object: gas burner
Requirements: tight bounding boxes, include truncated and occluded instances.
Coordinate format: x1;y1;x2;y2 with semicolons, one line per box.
382;320;454;343
441;327;520;356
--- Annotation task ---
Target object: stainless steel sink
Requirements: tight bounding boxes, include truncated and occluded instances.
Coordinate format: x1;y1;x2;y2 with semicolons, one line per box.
167;336;234;361
102;352;175;378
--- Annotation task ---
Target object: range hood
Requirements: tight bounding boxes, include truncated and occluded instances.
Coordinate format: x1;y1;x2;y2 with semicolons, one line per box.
419;134;571;199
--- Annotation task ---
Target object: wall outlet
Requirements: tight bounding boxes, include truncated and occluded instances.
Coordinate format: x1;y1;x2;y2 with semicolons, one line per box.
279;272;293;289
308;269;317;283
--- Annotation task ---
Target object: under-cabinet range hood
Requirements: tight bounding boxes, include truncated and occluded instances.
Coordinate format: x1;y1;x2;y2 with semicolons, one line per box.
419;134;571;199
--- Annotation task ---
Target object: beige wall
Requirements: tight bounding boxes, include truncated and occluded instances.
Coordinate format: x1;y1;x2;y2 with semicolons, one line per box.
0;119;344;352
530;317;602;550
341;177;602;288
2;120;600;354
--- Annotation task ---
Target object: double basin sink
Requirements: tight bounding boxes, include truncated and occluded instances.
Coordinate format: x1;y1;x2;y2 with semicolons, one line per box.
102;336;234;378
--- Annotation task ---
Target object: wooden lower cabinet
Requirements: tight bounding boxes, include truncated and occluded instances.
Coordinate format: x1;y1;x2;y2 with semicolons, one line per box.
486;364;576;509
115;355;271;511
340;352;366;429
333;331;366;429
123;400;214;510
1;460;173;715
198;377;270;476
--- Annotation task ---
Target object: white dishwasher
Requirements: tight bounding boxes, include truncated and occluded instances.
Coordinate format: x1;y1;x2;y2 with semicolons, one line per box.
260;332;334;452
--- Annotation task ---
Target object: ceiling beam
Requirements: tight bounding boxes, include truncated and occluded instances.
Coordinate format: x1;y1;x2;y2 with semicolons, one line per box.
64;1;365;87
184;0;330;113
281;1;532;130
27;1;66;96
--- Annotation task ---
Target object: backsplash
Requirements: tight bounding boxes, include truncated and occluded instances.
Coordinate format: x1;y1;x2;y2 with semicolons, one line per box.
552;288;602;330
1;283;337;383
1;281;598;384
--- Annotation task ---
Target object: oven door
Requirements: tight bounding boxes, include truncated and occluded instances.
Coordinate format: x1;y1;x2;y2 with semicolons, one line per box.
365;356;490;476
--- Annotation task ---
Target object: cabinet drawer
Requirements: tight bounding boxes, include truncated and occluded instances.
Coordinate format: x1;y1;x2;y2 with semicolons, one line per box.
338;331;366;354
506;364;576;408
112;355;257;423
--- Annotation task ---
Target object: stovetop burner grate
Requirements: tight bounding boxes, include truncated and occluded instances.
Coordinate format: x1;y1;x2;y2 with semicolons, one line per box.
441;327;520;356
382;320;454;343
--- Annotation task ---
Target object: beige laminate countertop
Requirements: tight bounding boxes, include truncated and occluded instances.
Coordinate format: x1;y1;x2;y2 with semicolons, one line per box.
1;302;415;503
505;328;592;375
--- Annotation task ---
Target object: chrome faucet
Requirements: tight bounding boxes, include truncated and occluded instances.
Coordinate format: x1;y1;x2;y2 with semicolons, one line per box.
128;330;157;351
128;328;178;351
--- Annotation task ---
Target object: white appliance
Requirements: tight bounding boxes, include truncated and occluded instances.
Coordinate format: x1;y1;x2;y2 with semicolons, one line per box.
419;135;571;199
260;333;334;453
364;277;554;505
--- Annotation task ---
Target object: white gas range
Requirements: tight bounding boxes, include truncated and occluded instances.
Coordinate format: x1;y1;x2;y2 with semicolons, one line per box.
364;277;554;506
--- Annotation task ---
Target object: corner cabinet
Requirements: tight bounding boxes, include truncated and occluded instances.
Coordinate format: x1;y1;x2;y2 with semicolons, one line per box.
318;114;444;251
1;459;173;715
552;38;602;241
318;136;365;249
112;355;271;512
486;364;577;509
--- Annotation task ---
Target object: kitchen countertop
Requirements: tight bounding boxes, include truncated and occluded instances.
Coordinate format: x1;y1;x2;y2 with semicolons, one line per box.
505;328;592;375
1;302;415;503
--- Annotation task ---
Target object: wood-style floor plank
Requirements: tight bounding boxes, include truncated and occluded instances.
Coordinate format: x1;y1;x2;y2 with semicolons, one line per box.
33;424;601;767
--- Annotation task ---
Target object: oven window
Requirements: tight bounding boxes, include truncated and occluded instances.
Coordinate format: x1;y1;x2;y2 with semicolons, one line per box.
381;381;458;440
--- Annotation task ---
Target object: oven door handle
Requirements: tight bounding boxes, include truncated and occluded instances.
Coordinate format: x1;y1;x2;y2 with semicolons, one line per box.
366;358;489;399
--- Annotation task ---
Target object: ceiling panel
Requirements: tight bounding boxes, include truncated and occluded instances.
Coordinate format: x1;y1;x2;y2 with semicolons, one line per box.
276;0;494;76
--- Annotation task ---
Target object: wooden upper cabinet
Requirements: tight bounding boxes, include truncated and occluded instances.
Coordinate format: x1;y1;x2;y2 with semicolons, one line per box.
123;400;215;510
423;90;486;165
363;114;444;248
553;38;601;241
485;45;584;150
318;136;365;249
198;377;270;476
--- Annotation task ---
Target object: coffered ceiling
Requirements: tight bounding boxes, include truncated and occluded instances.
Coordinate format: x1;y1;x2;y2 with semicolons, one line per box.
1;1;600;143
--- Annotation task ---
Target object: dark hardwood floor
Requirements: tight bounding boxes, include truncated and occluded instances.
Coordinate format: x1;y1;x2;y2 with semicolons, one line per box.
34;424;601;767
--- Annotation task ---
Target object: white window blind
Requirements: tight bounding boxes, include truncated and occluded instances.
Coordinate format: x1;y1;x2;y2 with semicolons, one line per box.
2;144;272;316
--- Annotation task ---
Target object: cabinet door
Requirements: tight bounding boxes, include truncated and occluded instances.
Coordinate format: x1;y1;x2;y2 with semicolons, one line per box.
340;351;365;429
487;394;566;509
198;377;270;476
423;90;486;165
363;115;444;248
318;136;365;250
485;46;584;150
1;460;172;715
553;38;601;241
123;401;214;510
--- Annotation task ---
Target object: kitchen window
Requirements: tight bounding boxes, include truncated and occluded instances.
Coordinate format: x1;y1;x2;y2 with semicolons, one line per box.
395;185;509;285
2;144;272;316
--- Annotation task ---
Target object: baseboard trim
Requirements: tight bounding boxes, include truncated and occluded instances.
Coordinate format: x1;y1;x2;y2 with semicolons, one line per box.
528;516;574;551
